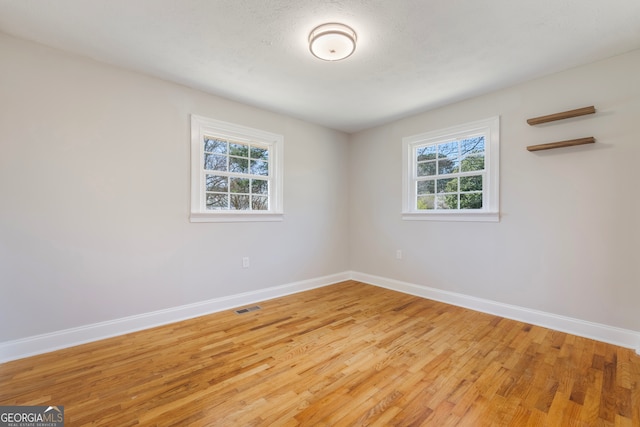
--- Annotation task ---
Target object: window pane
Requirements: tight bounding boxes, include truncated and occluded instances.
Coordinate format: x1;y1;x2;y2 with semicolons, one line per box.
250;159;269;176
438;158;459;174
461;154;484;172
229;157;249;173
206;174;228;191
206;193;228;210
460;193;483;209
192;115;283;218
250;146;268;160
229;177;250;193
252;179;268;195
417;161;436;177
437;177;457;193
417;180;435;195
437;194;458;209
252;195;268;210
402;116;498;218
460;136;485;156
204;154;227;171
230;194;250;210
460;175;482;191
438;141;458;159
204;138;227;154
229;143;249;157
417;195;435;210
416;145;437;161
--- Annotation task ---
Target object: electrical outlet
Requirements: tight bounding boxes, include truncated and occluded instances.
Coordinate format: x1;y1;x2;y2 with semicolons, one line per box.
396;250;402;259
242;257;250;268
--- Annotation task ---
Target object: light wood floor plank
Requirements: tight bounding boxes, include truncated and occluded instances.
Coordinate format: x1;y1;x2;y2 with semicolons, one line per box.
1;280;638;426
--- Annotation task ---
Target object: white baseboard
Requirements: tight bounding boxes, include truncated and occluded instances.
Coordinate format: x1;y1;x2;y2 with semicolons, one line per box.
351;271;640;355
3;270;638;363
0;272;351;363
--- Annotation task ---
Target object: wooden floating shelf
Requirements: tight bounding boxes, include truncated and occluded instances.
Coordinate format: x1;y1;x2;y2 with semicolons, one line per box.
527;106;595;125
526;137;595;152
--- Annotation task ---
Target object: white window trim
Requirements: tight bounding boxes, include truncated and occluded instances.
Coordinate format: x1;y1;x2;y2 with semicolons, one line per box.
190;115;284;223
402;116;500;222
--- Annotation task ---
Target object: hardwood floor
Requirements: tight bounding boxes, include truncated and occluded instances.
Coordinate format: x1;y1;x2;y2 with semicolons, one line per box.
1;281;639;426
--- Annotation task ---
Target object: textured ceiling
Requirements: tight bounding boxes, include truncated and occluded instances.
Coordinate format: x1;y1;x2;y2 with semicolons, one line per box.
1;0;639;133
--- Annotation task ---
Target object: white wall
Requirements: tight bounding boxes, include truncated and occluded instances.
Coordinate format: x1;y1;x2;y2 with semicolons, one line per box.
349;49;640;332
0;33;350;342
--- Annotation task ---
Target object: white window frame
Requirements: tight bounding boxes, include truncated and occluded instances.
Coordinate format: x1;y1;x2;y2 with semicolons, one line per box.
190;115;284;222
402;116;500;222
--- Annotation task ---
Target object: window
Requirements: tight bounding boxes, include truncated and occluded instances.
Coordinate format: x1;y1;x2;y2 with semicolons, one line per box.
190;115;283;222
402;116;499;222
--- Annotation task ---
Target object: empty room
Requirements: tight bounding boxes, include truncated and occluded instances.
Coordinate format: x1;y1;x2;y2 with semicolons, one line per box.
1;1;639;425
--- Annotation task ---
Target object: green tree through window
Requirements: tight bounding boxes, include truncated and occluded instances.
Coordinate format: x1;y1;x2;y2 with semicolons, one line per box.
191;115;283;222
403;116;499;221
416;136;485;210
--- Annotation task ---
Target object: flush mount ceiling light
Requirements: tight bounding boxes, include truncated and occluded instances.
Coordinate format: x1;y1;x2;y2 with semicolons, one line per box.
309;23;357;61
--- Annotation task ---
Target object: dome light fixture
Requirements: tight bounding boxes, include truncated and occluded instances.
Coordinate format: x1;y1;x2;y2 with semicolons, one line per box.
308;23;357;61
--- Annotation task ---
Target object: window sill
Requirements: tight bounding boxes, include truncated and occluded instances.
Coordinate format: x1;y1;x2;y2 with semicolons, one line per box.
402;211;500;222
190;212;284;223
